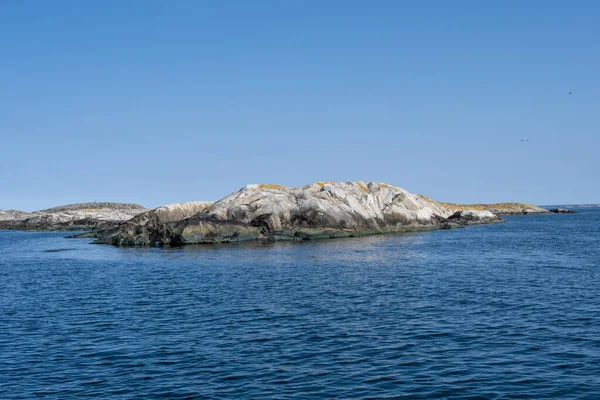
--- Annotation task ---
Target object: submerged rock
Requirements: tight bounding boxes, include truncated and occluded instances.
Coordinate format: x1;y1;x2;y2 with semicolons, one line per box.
93;181;503;247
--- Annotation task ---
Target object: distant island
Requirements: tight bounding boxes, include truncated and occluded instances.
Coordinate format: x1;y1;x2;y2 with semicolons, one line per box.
542;204;600;209
0;181;571;247
439;202;549;215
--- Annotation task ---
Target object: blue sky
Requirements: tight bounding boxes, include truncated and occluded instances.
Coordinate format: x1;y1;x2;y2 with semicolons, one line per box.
1;1;598;210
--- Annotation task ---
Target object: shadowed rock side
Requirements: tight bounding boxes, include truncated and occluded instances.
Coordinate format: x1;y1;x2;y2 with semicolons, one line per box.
441;210;501;229
440;202;549;215
549;208;578;214
93;182;504;247
0;203;147;231
77;201;213;241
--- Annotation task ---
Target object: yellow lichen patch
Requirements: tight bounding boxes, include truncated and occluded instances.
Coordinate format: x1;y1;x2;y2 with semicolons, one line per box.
379;183;400;192
356;182;370;193
314;181;335;188
81;208;101;212
257;184;288;190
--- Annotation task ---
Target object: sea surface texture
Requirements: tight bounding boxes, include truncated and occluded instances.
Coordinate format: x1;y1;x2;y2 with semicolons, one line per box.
1;210;599;399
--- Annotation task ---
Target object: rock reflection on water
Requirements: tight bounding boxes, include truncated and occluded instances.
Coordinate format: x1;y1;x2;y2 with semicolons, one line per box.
160;232;428;263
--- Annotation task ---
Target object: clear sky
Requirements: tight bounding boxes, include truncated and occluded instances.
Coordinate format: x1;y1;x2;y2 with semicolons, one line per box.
1;1;598;211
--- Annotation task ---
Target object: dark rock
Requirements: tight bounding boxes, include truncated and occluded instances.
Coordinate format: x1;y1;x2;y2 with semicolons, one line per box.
548;208;577;214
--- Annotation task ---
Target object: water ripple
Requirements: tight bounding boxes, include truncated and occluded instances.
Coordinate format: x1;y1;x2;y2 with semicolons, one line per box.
1;210;600;398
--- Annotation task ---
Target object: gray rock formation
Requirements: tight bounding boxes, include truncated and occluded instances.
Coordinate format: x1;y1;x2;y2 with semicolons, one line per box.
0;203;147;231
548;208;577;214
0;210;33;221
74;201;213;240
441;210;502;229
92;182;503;246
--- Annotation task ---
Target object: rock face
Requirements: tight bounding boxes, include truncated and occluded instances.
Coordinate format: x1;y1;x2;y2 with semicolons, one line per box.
440;202;549;215
81;201;213;241
93;182;503;246
0;203;147;231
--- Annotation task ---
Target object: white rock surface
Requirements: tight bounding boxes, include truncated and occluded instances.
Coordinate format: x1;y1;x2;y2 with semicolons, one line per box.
151;202;214;224
0;210;32;221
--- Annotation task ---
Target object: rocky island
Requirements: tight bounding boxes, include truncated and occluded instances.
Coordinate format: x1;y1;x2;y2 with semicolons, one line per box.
82;181;502;246
5;181;568;247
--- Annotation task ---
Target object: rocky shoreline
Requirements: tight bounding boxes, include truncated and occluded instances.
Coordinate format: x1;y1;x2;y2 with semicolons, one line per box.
2;181;564;247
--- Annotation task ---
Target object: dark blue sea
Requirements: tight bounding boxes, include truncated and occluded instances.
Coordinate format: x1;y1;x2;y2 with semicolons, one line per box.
1;210;600;399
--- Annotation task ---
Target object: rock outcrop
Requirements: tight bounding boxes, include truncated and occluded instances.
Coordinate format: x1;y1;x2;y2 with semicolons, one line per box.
548;208;577;214
0;203;147;231
0;210;33;221
92;182;503;246
440;202;549;215
74;201;213;240
441;210;501;229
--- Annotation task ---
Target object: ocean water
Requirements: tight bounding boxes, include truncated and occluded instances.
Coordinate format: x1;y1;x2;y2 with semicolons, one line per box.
1;210;599;399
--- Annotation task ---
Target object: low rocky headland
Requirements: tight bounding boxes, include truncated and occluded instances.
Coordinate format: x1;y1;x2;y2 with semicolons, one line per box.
0;202;147;231
3;181;566;247
440;202;549;215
